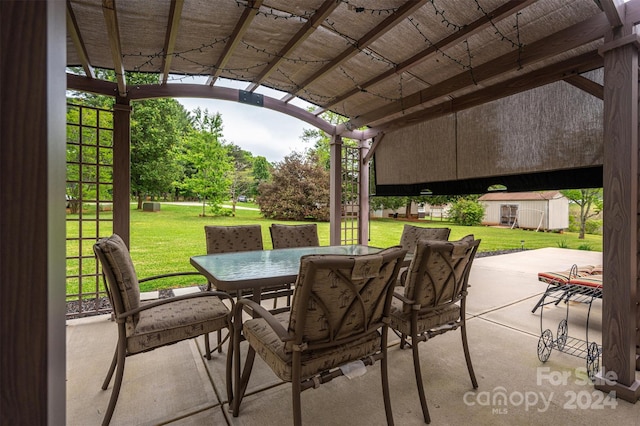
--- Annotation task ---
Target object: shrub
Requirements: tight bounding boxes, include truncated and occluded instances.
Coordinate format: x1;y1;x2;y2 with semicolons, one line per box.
557;239;569;248
447;198;485;226
578;244;593;251
585;219;602;236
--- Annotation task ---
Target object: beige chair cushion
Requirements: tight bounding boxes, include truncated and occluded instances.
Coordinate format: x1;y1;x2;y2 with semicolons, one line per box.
388;297;461;336
96;234;141;330
243;312;380;382
270;223;319;249
205;225;263;253
402;235;475;315
128;296;229;354
399;225;450;253
287;249;398;346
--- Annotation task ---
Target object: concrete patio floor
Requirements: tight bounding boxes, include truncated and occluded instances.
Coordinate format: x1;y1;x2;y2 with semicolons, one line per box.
66;248;640;425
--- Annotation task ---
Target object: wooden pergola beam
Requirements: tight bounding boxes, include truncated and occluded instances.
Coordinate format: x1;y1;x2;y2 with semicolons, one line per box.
206;0;263;86
280;0;428;103
348;11;610;129
160;0;184;84
66;0;95;78
600;0;624;28
564;74;604;99
102;0;126;96
313;0;536;116
245;0;339;92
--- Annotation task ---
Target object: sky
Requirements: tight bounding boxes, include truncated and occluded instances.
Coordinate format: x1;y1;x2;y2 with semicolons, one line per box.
175;77;316;163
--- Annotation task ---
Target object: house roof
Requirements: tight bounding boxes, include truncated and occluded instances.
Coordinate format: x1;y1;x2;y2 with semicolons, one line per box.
65;0;636;137
478;191;565;201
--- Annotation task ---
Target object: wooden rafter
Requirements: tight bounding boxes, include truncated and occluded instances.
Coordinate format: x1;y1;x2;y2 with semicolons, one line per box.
362;132;384;165
245;0;339;92
375;50;603;132
314;0;537;115
160;0;184;84
66;0;95;78
348;11;611;129
102;0;126;96
206;0;263;86
280;0;428;103
564;74;604;99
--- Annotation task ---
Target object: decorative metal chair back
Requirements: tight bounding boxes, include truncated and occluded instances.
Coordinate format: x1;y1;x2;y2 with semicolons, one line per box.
269;223;319;249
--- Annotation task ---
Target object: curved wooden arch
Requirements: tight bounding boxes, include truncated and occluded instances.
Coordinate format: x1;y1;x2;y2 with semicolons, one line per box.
66;73;379;140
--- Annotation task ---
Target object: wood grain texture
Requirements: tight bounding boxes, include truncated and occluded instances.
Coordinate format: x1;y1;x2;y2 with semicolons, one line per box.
602;42;638;387
1;1;66;424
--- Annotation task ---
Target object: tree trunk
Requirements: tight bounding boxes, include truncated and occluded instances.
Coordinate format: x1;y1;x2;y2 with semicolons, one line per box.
137;193;143;210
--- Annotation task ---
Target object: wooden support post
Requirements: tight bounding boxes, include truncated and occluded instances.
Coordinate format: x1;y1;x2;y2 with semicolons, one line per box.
113;98;131;247
359;139;370;245
596;24;640;402
330;135;342;245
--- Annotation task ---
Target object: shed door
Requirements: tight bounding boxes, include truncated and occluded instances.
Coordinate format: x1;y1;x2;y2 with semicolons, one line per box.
500;204;518;226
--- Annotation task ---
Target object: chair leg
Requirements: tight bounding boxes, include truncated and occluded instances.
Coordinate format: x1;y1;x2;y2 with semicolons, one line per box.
411;339;431;424
460;323;478;389
217;330;223;353
102;346;118;390
381;328;395;426
292;353;302;426
400;333;407;349
225;325;234;403
102;343;126;426
232;330;257;416
204;333;212;360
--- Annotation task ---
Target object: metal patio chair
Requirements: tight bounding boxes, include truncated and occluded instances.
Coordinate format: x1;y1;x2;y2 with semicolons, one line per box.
230;246;407;425
94;234;233;426
389;235;480;423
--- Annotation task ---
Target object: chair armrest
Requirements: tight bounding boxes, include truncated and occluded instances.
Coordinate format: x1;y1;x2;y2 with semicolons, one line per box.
118;290;234;320
234;299;292;342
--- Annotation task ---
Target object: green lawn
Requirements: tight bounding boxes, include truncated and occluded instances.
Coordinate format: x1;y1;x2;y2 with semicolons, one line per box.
66;202;602;293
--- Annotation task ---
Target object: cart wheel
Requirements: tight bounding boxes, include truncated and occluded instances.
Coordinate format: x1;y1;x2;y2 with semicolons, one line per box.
537;329;553;362
556;319;568;351
587;342;600;380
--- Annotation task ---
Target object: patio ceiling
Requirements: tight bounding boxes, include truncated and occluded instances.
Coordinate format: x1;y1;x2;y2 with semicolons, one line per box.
65;0;637;137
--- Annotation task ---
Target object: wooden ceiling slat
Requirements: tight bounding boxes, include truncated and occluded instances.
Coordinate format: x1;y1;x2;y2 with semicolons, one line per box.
206;0;263;86
66;0;95;78
102;0;126;96
160;0;184;84
349;11;610;128
314;0;537;115
245;0;339;92
377;50;604;132
564;74;604;99
280;0;429;103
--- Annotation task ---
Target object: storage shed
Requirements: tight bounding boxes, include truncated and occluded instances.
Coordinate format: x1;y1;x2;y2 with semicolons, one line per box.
478;191;569;231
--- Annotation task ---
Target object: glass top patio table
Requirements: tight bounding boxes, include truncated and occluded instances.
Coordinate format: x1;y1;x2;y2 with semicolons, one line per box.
190;244;383;293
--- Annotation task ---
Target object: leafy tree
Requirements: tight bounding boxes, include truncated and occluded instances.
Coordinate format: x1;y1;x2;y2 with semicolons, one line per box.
560;188;603;239
251;156;272;197
130;97;190;208
226;143;254;215
257;152;330;221
448;198;485;226
176;111;233;216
